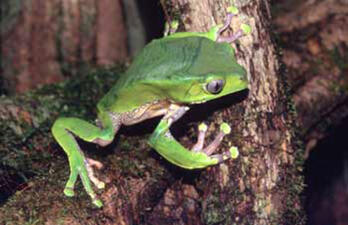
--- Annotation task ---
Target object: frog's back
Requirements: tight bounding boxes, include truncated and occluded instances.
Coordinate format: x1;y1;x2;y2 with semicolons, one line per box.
98;36;241;112
118;36;237;86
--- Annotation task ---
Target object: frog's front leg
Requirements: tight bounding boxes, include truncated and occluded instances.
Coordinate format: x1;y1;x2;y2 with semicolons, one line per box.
148;104;238;169
51;112;119;207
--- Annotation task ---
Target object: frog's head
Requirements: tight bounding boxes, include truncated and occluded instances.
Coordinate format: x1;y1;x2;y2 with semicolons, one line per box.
161;69;248;104
132;37;248;105
158;38;248;104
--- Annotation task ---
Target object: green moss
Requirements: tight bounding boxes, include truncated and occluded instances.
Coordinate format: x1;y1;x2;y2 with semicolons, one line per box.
0;66;123;202
1;61;183;221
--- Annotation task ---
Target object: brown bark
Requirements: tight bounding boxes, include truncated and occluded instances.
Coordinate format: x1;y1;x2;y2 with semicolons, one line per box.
143;0;304;224
60;0;81;75
121;0;147;57
96;0;128;66
273;0;348;33
79;0;97;62
272;4;348;222
1;0;128;93
2;0;63;94
273;0;348;156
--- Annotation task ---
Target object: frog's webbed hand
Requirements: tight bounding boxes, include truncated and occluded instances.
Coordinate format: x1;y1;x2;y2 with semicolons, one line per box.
148;104;239;169
51;112;119;208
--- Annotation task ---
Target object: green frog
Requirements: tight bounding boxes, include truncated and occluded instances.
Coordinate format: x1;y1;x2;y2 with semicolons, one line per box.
52;6;250;207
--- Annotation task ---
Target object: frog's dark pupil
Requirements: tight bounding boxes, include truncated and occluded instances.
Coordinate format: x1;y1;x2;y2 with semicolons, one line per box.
214;83;219;91
207;80;223;94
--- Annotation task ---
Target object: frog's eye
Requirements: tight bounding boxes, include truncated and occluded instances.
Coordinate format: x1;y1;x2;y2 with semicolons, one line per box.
206;79;224;94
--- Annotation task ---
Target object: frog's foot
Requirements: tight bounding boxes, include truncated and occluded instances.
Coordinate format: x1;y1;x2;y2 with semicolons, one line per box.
85;157;105;189
216;6;251;43
192;122;239;162
63;153;105;208
217;6;239;35
217;23;251;43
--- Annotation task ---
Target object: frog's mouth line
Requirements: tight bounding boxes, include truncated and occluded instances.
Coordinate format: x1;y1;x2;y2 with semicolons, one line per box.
170;99;208;105
190;100;208;104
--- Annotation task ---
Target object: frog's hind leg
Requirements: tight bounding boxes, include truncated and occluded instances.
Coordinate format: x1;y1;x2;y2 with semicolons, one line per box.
51;112;120;207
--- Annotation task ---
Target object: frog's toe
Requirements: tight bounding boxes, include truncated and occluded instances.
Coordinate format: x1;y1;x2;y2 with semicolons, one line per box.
87;191;103;208
229;146;239;159
63;163;79;197
192;123;208;152
79;170;104;207
64;187;75;197
93;198;103;208
201;122;231;155
210;146;239;163
86;157;104;169
85;158;105;189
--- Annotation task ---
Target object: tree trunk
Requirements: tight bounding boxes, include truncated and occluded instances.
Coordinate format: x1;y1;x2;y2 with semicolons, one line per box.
147;1;305;224
96;0;128;66
1;0;128;94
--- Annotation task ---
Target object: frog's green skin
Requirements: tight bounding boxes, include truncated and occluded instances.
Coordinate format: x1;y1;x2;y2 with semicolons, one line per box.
52;11;249;207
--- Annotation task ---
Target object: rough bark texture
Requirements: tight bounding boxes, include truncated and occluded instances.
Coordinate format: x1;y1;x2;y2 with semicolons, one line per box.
148;0;305;224
273;1;348;224
2;0;63;94
273;0;348;157
1;0;128;94
121;0;147;57
96;0;128;65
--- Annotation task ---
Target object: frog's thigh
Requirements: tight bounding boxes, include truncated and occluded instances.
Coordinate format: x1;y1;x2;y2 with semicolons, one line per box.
54;117;114;142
